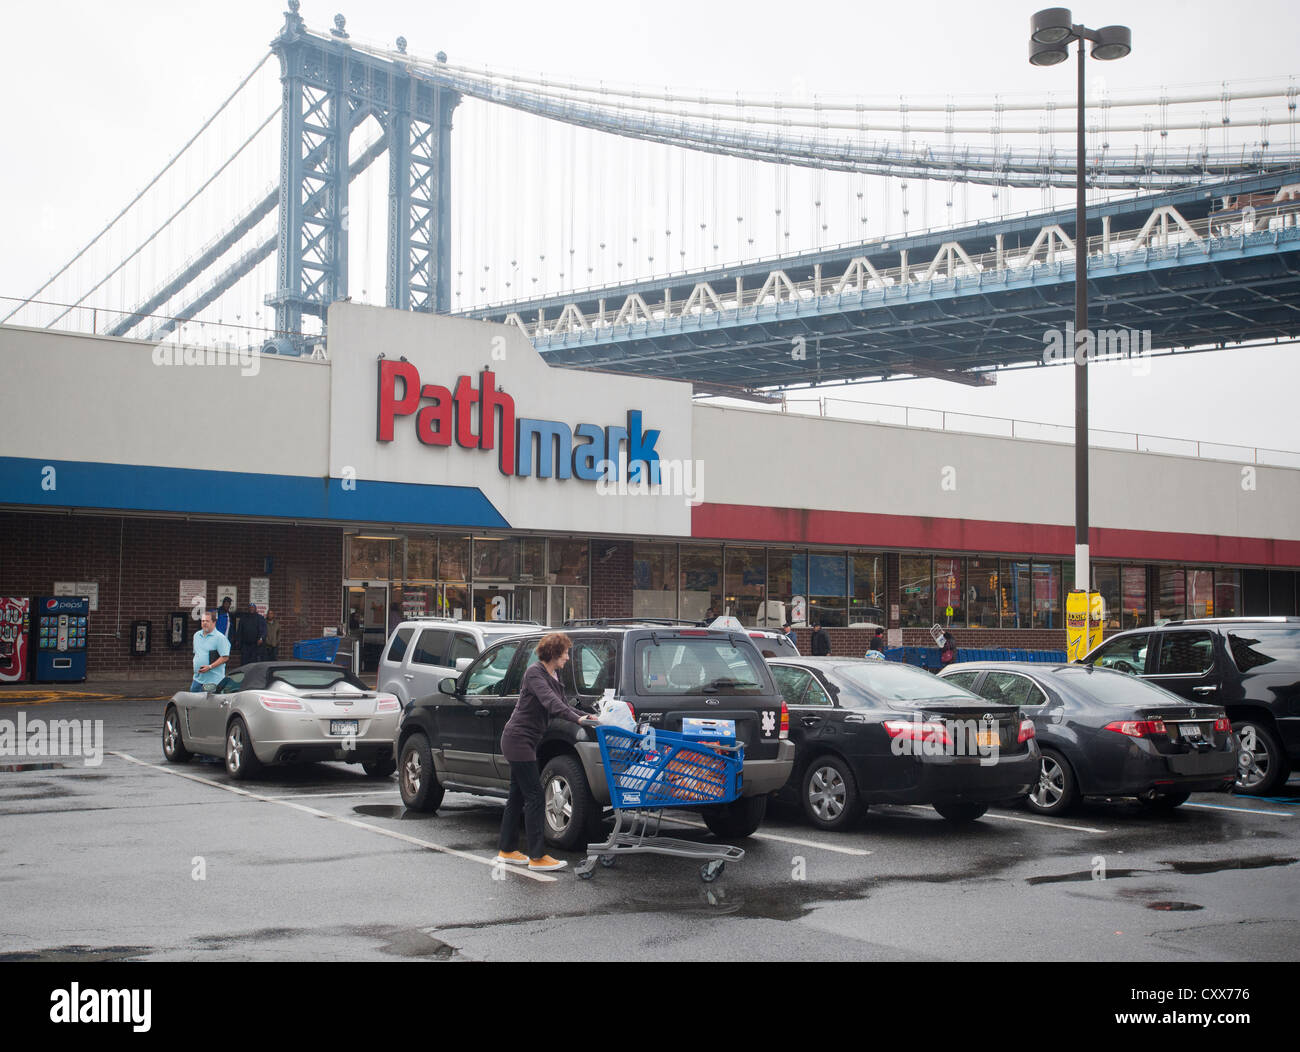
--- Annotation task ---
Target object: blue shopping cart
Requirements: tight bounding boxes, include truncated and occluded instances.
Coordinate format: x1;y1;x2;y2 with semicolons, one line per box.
576;724;746;883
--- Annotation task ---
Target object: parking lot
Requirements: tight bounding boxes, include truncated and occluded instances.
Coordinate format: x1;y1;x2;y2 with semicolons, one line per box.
1;693;1297;963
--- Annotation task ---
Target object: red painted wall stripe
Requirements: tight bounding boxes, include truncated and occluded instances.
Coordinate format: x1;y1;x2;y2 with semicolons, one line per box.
691;503;1300;568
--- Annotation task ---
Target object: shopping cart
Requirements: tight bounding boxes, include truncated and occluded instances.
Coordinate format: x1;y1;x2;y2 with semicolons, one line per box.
576;724;746;883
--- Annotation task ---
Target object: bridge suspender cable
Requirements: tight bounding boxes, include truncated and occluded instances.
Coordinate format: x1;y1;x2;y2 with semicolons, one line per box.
1;51;272;326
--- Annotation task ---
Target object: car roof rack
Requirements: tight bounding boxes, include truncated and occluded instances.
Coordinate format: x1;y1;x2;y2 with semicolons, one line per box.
1164;616;1300;625
562;617;703;628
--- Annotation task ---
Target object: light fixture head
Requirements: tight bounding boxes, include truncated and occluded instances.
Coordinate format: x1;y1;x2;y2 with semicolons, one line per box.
1030;7;1074;43
1091;24;1131;60
1029;37;1070;66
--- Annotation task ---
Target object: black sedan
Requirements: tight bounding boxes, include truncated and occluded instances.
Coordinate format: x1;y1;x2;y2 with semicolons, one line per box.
937;662;1237;815
768;657;1040;828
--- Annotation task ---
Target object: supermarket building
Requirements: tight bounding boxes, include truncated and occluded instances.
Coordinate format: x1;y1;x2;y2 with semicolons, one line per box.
2;302;1298;679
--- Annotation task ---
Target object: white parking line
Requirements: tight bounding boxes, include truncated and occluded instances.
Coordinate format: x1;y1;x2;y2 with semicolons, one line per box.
657;816;872;857
1184;801;1295;817
259;789;398;800
110;752;557;883
872;803;1107;834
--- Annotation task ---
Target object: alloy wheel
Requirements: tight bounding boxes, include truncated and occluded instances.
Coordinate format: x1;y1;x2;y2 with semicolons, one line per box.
1031;755;1065;809
403;748;422;797
807;765;846;820
226;725;244;774
164;713;180;756
1236;728;1270;790
545;774;573;834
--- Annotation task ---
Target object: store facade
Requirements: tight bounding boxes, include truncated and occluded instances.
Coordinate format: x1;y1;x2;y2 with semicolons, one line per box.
2;302;1298;678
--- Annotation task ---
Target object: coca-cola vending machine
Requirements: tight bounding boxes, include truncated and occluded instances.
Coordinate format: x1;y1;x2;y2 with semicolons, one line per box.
0;597;31;683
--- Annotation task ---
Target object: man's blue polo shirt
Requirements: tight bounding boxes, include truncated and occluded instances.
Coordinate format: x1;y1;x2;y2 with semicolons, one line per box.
193;628;231;686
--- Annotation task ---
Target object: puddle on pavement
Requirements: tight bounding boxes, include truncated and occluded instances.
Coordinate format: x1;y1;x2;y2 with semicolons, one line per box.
1147;901;1204;911
0;944;150;962
1161;855;1297;876
352;804;433;821
0;763;67;773
368;927;457;959
1026;868;1146;885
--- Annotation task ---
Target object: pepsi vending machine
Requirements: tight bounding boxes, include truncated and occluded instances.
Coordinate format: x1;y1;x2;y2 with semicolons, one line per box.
32;596;89;682
0;597;30;683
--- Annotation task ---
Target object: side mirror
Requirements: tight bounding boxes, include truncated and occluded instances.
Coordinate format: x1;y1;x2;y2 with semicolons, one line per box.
438;676;460;696
455;657;473;672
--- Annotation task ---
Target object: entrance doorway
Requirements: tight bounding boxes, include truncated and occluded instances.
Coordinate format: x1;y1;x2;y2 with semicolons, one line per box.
342;582;389;672
472;584;548;623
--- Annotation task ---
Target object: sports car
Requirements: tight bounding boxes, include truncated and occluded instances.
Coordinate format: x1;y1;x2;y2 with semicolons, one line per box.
161;662;400;780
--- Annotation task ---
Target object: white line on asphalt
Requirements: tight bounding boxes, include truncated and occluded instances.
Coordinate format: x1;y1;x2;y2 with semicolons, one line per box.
110;752;557;883
259;790;399;799
1184;801;1295;817
657;816;873;856
871;803;1107;834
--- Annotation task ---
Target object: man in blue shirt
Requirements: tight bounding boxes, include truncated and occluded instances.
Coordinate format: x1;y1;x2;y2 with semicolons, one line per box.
215;596;233;638
192;610;231;691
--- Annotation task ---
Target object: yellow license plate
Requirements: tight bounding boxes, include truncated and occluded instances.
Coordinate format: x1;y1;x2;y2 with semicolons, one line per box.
976;730;1000;747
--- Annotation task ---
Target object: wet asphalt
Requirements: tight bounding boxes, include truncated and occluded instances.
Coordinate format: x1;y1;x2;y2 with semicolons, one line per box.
1;693;1297;962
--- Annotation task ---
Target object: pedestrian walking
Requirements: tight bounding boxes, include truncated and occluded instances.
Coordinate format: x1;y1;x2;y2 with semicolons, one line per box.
237;602;264;666
191;610;231;691
263;610;280;661
869;627;886;653
496;632;596;872
783;622;798;646
215;596;234;637
939;630;958;669
811;621;831;656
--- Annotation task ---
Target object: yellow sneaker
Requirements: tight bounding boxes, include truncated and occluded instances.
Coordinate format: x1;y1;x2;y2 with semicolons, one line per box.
495;850;529;866
528;855;568;872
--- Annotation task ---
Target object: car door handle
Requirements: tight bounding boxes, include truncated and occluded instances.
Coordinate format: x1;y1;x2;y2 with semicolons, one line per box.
403;674;414;680
801;716;822;726
1192;686;1218;695
475;709;491;717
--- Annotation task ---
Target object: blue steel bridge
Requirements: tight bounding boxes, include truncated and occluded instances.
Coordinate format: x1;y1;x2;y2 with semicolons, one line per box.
6;5;1300;394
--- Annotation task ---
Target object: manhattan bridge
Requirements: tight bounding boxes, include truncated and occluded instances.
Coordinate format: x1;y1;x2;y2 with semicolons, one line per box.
5;2;1300;398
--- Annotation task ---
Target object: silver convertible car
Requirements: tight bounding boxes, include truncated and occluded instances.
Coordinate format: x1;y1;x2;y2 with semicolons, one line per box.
161;662;401;780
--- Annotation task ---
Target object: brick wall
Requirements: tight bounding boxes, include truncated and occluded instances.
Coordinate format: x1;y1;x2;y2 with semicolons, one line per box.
0;512;343;680
590;540;633;619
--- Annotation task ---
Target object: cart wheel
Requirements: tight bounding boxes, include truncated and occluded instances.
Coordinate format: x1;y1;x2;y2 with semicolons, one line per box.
700;860;725;883
576;858;598;880
599;854;617;868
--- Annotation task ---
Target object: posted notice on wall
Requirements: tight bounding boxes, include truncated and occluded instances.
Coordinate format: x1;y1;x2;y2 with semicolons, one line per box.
217;585;238;609
179;580;207;610
53;581;99;611
887;628;903;648
249;577;270;615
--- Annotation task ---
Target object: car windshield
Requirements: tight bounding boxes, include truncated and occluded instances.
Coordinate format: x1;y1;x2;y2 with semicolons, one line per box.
635;637;768;695
269;668;368;691
832;663;981;705
1054;666;1184;706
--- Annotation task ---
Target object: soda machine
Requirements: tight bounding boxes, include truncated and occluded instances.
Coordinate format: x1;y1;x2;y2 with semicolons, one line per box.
31;596;89;682
0;597;30;683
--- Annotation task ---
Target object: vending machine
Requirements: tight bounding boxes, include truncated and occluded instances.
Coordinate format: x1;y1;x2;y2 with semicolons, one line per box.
32;596;89;682
0;597;31;683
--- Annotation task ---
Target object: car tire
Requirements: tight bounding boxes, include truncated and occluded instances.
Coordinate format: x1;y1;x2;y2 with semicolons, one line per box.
398;734;444;812
362;757;397;779
541;753;602;851
800;755;863;831
1137;788;1191;810
162;705;191;764
225;716;262;780
1233;720;1290;796
701;794;768;840
932;801;988;823
1026;748;1079;816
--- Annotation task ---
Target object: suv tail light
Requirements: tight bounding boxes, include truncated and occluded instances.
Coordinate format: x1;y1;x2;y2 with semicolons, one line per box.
1215;717;1231;733
1104;719;1167;738
1017;719;1036;743
779;702;789;740
883;719;952;746
259;694;304;711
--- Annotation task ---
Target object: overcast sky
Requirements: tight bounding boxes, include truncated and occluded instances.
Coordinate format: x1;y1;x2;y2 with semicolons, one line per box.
2;0;1298;452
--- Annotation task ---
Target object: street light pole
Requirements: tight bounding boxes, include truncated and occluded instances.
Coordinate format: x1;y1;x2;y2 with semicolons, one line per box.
1028;9;1131;594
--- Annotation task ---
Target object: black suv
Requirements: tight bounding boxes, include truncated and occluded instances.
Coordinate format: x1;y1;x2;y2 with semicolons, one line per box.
393;623;796;849
1081;617;1300;795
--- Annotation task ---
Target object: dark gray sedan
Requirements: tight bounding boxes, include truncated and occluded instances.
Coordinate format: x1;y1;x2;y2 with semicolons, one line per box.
937;662;1237;815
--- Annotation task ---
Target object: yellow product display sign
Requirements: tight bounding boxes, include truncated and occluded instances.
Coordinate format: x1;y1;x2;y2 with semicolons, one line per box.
1066;590;1090;662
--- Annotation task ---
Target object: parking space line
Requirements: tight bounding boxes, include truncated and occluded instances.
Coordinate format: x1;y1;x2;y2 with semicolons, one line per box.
110;752;557;882
1183;801;1295;817
656;816;872;856
872;803;1107;834
259;790;399;799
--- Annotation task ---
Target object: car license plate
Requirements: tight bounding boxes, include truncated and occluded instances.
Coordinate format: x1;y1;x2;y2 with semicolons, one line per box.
330;720;358;736
976;730;1000;748
1181;722;1204;740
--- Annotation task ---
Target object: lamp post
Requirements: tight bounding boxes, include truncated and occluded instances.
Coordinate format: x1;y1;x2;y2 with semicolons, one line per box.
1028;9;1131;594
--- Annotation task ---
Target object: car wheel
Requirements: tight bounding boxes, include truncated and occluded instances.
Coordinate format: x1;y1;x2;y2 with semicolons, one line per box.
1026;748;1079;816
362;757;397;779
1234;720;1290;796
541;754;602;851
800;756;863;831
1137;788;1191;810
225;717;262;780
398;734;444;812
701;794;768;840
932;801;988;823
162;705;191;763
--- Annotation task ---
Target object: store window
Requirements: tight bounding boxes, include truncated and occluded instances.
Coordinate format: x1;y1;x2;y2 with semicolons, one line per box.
899;556;932;628
679;545;722;621
346;536;392;580
549;539;590;586
1032;562;1061;629
934;557;963;628
519;538;546;583
633;542;677;619
1214;569;1241;619
1092;564;1121;630
967;557;999;629
438;537;470;582
724;547;766;624
1156;567;1186;623
1187;568;1214;619
473;538;518;582
405;536;437;581
1121;566;1147;629
767;550;808;626
808;552;847;627
850;552;887;626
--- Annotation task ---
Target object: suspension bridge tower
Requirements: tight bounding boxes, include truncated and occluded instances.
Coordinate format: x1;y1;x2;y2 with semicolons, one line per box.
268;2;459;340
